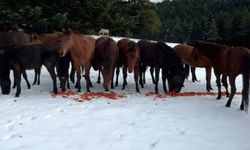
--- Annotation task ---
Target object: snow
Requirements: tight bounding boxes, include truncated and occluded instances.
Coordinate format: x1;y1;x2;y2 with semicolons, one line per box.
0;37;250;150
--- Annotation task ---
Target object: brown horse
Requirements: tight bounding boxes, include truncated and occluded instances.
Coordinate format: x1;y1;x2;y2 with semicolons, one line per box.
174;44;213;92
191;41;250;111
92;36;119;91
115;38;140;92
58;31;95;92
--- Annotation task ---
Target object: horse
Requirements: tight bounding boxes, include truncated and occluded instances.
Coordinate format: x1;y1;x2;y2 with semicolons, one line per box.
92;36;119;91
58;31;95;92
138;40;186;93
115;38;140;92
29;33;63;86
0;32;33;89
190;41;250;111
0;44;59;97
174;44;214;92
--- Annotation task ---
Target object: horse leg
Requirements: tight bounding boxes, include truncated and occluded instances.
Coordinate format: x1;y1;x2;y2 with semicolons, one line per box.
22;71;31;89
143;68;146;84
134;64;140;92
225;76;236;108
32;70;37;85
84;64;91;92
70;64;75;83
191;67;198;82
150;67;155;84
122;66;127;90
74;66;81;92
139;65;144;88
110;65;116;89
97;70;101;84
214;70;222;99
13;65;21;97
205;67;213;92
12;72;17;88
154;66;160;93
241;70;249;111
222;75;229;97
37;67;41;85
45;65;58;94
115;66;120;86
161;68;168;93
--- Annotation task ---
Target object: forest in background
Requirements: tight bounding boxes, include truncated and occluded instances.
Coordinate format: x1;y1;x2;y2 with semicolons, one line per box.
0;0;250;42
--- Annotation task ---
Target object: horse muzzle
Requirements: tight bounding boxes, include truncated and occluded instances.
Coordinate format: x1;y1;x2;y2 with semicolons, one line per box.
128;68;133;73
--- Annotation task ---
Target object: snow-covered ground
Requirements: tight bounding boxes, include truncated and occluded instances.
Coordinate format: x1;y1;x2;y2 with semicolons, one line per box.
0;39;250;150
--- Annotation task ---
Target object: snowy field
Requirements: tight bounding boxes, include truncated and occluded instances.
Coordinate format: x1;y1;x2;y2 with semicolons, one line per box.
0;41;250;150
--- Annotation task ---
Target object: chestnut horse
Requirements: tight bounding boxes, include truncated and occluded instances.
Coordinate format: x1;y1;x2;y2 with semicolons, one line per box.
191;41;250;111
92;37;119;91
138;40;185;93
58;31;95;92
174;44;213;92
115;38;140;92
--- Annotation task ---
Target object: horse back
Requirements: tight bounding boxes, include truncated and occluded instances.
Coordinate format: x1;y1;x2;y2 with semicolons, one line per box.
175;44;211;67
138;40;161;66
71;34;95;65
93;37;118;69
8;44;58;70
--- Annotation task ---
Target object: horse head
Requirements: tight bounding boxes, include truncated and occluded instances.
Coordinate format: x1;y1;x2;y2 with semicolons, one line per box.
171;70;186;93
58;31;74;57
127;41;139;73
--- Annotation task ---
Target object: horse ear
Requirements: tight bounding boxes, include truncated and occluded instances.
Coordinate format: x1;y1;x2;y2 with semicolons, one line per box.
127;41;135;50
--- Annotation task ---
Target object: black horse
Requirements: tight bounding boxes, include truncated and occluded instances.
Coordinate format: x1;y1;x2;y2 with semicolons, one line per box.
138;40;185;93
0;44;59;97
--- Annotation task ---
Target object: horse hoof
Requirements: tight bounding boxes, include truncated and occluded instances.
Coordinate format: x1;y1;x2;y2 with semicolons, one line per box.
240;105;244;110
216;96;221;100
97;81;101;84
225;103;230;107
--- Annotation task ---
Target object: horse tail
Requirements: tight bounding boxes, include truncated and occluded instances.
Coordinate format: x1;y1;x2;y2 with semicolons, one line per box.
242;56;250;112
184;64;190;79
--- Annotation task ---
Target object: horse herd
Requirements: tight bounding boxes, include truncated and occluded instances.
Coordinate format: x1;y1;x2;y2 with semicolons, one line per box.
0;31;250;112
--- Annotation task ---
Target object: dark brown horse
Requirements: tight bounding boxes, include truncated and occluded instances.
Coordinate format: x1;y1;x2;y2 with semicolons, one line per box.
92;37;119;91
115;38;140;92
58;31;95;92
0;32;32;89
0;44;59;97
138;40;185;93
29;33;62;85
191;41;250;111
